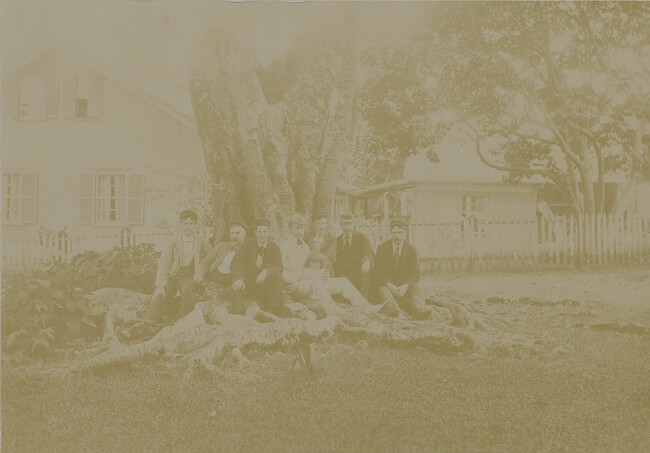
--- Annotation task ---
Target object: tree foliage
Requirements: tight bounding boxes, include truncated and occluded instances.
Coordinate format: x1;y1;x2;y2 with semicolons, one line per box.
353;43;439;185
419;2;650;214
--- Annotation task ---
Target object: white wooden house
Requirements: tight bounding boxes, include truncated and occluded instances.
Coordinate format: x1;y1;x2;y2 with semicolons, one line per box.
1;48;207;244
341;153;540;223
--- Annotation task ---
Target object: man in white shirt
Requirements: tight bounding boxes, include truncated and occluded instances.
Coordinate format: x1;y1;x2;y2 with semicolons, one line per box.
199;220;247;288
145;210;212;323
280;213;332;318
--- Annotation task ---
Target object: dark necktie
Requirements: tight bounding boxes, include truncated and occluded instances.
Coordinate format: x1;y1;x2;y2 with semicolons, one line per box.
256;246;265;268
343;236;351;253
393;246;401;267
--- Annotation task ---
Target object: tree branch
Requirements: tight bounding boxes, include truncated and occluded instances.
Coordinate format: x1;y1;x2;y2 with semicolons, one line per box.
544;117;584;167
463;123;564;187
496;121;557;145
568;122;606;141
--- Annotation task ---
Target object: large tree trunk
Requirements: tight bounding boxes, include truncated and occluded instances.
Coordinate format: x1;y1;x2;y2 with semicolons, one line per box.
313;58;356;216
190;25;357;236
190;29;293;238
286;22;358;219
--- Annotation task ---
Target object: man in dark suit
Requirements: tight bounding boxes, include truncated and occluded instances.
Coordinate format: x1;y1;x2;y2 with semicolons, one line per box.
230;218;284;317
373;218;430;320
199;219;247;287
333;211;374;298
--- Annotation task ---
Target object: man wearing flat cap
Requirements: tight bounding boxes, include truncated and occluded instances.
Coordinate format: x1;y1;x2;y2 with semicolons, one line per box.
333;211;374;298
372;218;430;320
199;219;247;288
230;218;285;317
145;209;213;323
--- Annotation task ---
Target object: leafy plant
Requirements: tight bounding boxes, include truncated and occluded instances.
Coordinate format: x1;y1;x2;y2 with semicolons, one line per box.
1;243;160;358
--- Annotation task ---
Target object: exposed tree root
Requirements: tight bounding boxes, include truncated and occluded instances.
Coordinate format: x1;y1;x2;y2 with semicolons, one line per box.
588;322;650;335
45;288;512;376
426;295;489;331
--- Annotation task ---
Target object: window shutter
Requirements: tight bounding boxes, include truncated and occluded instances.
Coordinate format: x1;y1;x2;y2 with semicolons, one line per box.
80;173;95;224
4;76;20;118
45;76;58;118
21;173;38;224
87;74;103;118
62;75;76;118
127;174;145;225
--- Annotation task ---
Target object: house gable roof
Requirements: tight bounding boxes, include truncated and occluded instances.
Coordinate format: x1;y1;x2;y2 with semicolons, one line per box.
4;48;197;131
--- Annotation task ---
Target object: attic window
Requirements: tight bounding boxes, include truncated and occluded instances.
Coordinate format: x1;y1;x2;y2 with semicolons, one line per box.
63;73;103;118
19;76;57;119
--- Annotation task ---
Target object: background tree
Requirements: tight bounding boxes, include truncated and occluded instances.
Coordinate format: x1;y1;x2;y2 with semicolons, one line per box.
419;1;650;216
353;43;439;185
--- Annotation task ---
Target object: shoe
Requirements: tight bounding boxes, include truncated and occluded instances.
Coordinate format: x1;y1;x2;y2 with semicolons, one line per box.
377;300;400;317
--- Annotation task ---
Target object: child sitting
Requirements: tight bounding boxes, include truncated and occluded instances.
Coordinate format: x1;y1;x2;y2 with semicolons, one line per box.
301;252;384;312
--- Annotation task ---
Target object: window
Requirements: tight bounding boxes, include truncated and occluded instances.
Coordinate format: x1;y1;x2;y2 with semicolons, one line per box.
97;174;127;223
80;173;144;225
462;195;485;218
461;194;485;234
19;76;57;119
63;74;103;118
2;173;38;224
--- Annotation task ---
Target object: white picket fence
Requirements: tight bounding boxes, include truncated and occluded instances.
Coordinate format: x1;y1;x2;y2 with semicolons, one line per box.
2;216;649;272
356;214;650;271
1;227;212;272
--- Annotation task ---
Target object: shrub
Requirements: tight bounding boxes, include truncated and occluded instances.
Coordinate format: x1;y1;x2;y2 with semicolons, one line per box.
1;243;160;358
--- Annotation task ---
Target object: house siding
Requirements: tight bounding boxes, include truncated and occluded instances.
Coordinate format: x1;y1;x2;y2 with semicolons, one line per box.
2;51;205;238
413;183;537;222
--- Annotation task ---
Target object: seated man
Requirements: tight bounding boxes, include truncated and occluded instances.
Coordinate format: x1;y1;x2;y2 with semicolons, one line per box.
145;210;213;323
199;219;247;289
304;211;336;273
373;218;430;320
333;211;374;298
280;213;333;319
230;218;285;318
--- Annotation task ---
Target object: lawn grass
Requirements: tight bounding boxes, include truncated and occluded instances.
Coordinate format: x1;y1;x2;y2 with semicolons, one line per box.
4;269;650;452
3;324;650;453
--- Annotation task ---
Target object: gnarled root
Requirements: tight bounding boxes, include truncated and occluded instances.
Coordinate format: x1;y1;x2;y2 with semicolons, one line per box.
426;296;489;331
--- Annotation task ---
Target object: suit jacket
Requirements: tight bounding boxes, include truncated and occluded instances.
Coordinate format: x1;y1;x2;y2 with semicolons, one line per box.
156;232;213;288
304;230;336;265
373;240;420;288
199;241;237;277
333;230;374;279
231;237;283;284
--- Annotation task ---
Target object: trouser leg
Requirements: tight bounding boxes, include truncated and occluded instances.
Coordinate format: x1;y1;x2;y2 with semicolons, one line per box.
144;293;167;323
329;277;369;309
231;290;251;315
261;275;285;317
397;283;425;314
144;278;178;322
173;277;203;321
377;285;401;316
